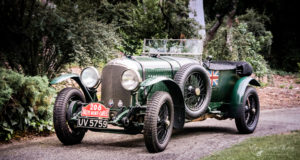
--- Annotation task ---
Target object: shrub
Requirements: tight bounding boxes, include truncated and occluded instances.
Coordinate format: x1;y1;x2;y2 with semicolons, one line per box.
205;10;272;78
0;68;56;141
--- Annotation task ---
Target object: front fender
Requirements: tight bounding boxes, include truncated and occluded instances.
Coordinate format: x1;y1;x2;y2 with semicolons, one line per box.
140;77;174;88
50;74;94;102
50;74;79;85
140;77;185;129
230;76;260;117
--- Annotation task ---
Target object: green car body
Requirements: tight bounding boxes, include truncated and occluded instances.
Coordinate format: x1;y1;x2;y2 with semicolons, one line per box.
51;47;260;152
51;55;259;126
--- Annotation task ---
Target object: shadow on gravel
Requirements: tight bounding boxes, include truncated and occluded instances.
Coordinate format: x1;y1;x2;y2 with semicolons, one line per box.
70;126;237;150
172;126;237;139
0;125;238;153
68;135;146;150
102;138;144;148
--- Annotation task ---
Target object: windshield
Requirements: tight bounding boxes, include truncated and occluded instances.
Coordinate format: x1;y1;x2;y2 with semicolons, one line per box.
142;39;203;57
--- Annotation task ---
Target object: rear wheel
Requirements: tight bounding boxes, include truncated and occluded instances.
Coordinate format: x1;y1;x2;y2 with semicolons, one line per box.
144;91;174;153
174;64;212;119
235;86;260;133
54;87;86;145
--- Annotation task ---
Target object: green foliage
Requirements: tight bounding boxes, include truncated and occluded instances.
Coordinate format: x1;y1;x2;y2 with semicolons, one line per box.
56;0;121;66
205;0;300;72
272;69;293;76
0;0;120;78
205;10;272;77
259;82;268;88
0;68;56;141
279;84;285;89
98;0;200;55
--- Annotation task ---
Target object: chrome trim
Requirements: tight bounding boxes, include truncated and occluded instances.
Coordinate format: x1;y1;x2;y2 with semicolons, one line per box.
107;58;141;72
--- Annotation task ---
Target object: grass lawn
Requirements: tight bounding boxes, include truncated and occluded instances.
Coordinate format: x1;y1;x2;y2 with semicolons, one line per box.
202;131;300;160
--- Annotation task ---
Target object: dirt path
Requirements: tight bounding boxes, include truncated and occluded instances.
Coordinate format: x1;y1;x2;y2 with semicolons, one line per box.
257;75;300;109
1;108;300;160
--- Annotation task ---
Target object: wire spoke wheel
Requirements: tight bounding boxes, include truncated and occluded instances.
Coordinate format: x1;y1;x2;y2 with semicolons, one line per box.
144;91;174;153
184;72;207;111
174;64;211;119
157;103;170;144
235;86;260;134
244;95;257;126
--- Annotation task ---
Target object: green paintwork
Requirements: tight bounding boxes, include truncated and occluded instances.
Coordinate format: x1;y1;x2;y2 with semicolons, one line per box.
50;73;79;85
230;76;260;117
50;73;96;102
134;57;173;79
208;102;224;112
133;56;199;79
210;70;239;102
202;69;238;114
138;77;172;105
140;76;175;87
112;56;197;106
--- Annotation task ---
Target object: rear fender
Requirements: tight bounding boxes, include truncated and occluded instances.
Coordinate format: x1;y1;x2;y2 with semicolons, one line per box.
50;74;94;102
230;76;260;117
140;77;185;129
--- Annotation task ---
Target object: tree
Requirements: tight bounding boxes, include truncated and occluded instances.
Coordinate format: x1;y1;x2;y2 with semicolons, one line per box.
204;0;300;72
205;10;272;77
0;0;120;78
98;0;200;55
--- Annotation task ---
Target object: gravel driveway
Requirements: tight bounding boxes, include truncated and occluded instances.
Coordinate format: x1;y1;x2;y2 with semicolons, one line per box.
1;107;300;160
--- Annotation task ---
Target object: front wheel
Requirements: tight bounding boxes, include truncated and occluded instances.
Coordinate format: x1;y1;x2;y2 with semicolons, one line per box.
235;86;260;133
54;87;86;145
143;91;174;153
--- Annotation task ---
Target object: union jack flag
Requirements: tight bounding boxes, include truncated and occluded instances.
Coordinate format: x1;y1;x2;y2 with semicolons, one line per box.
208;70;219;86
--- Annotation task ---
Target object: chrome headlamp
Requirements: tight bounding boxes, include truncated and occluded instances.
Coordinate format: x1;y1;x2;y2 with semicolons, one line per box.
80;67;101;88
121;69;141;91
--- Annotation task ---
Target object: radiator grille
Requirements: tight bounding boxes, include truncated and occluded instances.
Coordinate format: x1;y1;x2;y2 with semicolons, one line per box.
101;65;131;108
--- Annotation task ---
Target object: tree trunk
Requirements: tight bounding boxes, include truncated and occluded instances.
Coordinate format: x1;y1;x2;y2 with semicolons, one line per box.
204;13;225;47
226;0;238;53
203;0;239;49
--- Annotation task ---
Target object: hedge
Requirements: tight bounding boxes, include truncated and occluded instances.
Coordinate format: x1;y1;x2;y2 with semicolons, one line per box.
0;68;56;141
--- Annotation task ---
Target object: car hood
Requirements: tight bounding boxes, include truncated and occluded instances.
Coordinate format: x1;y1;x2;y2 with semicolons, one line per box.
105;56;199;79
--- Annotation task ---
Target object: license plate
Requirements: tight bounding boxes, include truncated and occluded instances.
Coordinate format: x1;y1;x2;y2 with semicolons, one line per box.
77;118;108;129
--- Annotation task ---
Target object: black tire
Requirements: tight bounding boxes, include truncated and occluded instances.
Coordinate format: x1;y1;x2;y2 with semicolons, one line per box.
54;87;86;145
235;86;260;134
144;91;174;153
174;64;212;119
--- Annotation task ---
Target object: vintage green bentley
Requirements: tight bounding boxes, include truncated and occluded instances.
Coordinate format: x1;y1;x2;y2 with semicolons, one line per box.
50;39;260;153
